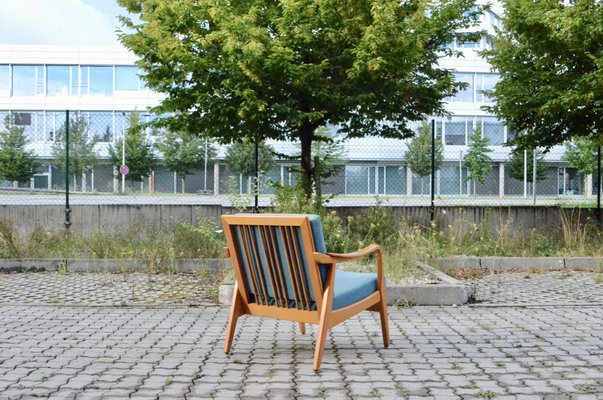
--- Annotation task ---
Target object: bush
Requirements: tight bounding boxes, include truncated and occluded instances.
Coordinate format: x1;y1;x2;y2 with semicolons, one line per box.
347;207;397;248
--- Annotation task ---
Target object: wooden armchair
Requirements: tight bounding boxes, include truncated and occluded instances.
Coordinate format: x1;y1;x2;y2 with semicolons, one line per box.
221;214;389;371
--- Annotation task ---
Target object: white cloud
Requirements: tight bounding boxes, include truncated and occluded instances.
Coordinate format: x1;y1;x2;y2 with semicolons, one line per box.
0;0;121;45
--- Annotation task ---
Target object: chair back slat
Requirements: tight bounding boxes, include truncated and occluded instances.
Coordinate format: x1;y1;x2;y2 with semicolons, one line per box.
260;225;286;306
222;215;324;311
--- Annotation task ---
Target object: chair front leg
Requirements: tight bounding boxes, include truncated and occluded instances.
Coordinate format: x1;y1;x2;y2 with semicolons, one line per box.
224;281;245;353
313;266;335;371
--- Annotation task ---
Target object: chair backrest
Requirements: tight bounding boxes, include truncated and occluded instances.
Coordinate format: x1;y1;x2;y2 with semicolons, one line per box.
222;214;327;312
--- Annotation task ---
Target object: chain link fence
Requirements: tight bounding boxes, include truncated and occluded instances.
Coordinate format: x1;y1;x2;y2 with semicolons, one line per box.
0;110;600;210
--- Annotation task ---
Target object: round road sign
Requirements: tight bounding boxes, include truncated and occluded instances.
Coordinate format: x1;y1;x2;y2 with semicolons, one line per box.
119;165;129;175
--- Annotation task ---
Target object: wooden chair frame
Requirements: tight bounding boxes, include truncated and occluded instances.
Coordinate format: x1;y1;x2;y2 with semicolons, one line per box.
222;214;389;370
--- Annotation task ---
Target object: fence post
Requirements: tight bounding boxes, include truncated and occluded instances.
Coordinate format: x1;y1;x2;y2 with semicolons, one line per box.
64;110;71;229
430;119;436;223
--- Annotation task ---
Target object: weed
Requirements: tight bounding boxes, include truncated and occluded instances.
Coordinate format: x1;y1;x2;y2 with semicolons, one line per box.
461;383;478;390
475;391;501;399
57;260;68;275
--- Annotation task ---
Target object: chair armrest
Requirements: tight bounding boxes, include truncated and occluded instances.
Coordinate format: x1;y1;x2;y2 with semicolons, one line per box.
313;244;381;264
313;244;385;288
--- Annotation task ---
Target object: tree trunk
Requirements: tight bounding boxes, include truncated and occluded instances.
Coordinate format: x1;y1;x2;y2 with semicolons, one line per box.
299;122;314;199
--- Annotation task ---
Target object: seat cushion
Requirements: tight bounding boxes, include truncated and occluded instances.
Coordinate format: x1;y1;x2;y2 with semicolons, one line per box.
332;270;378;310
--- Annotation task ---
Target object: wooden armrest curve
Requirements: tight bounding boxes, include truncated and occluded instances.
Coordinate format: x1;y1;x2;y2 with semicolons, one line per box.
313;244;381;264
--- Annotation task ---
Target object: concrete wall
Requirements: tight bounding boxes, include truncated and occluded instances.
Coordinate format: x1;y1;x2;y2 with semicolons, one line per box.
0;204;597;237
0;204;223;236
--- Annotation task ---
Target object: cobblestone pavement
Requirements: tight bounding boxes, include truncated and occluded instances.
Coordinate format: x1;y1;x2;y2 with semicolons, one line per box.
471;271;603;305
1;305;603;399
0;272;220;306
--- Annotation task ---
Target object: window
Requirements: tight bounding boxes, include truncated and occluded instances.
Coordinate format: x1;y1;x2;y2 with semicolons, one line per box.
385;166;405;195
12;65;43;96
346;166;370;195
89;66;113;96
452;73;474;102
115;66;139;91
445;116;467;145
479;73;499;102
457;34;479;48
80;66;89;95
482;117;504;146
0;65;9;95
47;66;70;96
90;112;114;141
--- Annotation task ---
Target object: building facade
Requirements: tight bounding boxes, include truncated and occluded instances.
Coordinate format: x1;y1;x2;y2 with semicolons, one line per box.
0;8;589;200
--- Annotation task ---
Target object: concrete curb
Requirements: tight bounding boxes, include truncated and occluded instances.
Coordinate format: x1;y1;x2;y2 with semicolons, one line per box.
435;256;603;271
386;262;469;306
219;262;470;307
0;258;228;273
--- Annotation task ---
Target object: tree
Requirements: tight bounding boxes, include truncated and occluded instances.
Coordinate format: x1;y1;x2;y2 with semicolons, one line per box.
225;140;276;178
118;0;482;198
563;136;598;196
507;147;546;195
483;0;603;149
0;114;39;186
52;115;99;191
463;127;492;196
108;112;155;188
155;131;216;192
404;123;443;195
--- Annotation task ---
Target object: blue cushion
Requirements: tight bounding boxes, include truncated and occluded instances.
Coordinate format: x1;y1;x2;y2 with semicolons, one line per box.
332;270;378;310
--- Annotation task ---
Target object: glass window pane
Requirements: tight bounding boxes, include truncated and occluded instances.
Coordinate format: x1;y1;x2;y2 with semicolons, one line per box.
482;117;504;146
70;66;79;95
115;66;138;90
480;73;498;102
445;116;466;145
452;73;474;102
80;66;89;95
385;166;405;195
0;65;9;94
89;66;113;96
346;166;369;195
47;66;70;96
12;65;36;96
90;112;113;142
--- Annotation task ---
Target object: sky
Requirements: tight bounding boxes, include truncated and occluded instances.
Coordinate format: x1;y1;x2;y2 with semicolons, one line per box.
0;0;126;45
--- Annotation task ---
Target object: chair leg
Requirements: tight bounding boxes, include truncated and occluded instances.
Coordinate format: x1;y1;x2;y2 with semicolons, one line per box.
224;283;244;354
298;322;306;335
378;291;390;348
313;280;334;371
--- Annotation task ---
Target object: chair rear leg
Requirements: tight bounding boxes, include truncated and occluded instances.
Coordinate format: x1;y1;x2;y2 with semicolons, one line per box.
298;322;306;335
378;291;390;348
224;283;244;353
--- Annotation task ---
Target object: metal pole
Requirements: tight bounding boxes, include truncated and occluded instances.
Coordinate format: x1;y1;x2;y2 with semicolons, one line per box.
523;149;528;198
597;146;601;222
203;138;208;192
430;119;436;223
64;110;71;229
532;148;537;205
254;139;259;212
121;112;126;193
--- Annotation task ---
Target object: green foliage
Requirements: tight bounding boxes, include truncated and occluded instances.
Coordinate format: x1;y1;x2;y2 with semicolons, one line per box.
507;147;547;183
347;208;397;248
108;112;155;185
225;140;276;178
118;0;482;197
171;219;225;259
0;114;39;184
156;131;216;180
404;123;443;194
405;123;444;178
483;0;603;148
463;128;492;195
52;115;99;190
563;136;598;176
